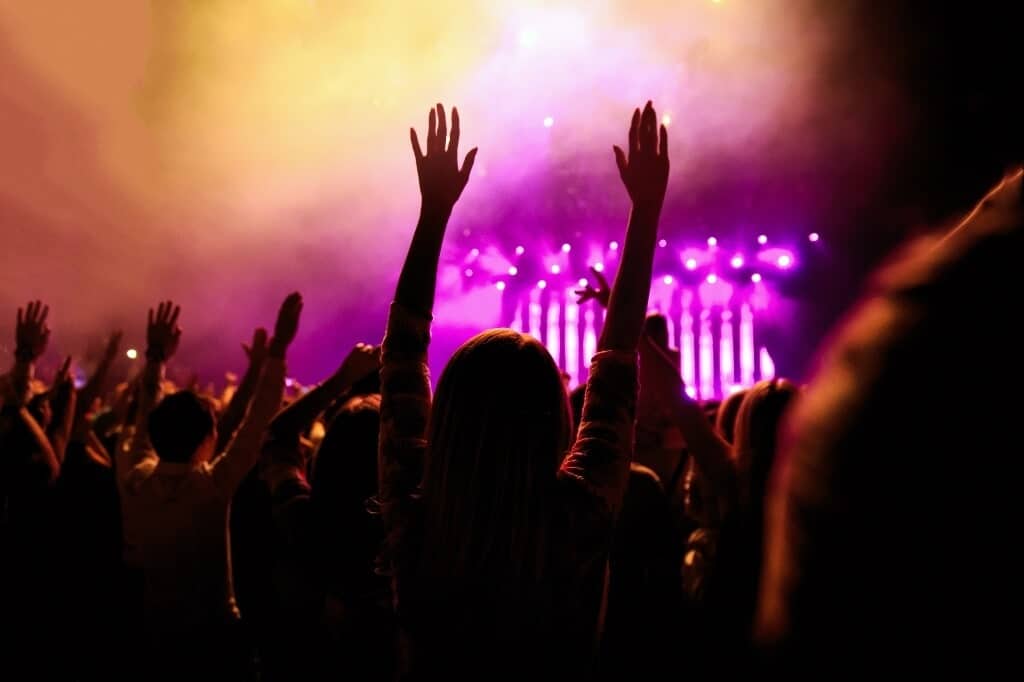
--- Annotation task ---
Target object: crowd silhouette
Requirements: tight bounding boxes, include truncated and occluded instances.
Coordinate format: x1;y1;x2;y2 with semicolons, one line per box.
1;6;1022;676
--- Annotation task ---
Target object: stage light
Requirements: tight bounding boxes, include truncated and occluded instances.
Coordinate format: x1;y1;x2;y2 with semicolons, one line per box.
757;234;768;245
515;245;525;255
663;275;674;285
592;262;605;272
751;273;762;283
808;232;820;242
126;348;138;360
685;258;698;270
578;278;588;287
537;279;547;289
508;266;518;276
777;254;792;268
464;268;474;277
561;242;571;253
707;236;717;247
658;239;667;248
550;264;561;274
496;281;506;291
706;274;718;284
469;248;480;258
662;114;671;126
609;240;619;251
543;116;554;128
730;254;744;269
519;28;539;48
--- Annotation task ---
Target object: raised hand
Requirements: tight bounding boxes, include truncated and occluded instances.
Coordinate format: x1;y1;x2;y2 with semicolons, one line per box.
336;342;381;384
269;292;303;358
146;301;182;362
411;103;478;218
242;327;269;366
53;355;73;388
103;330;124;363
574;265;612;307
15;300;51;361
613;101;669;207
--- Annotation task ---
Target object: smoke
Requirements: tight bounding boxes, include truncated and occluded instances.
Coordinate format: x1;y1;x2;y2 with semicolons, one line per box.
0;0;900;382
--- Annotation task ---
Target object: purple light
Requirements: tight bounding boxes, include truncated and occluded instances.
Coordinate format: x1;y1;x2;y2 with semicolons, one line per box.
730;254;744;269
464;268;474;277
578;278;588;287
663;275;674;285
543;116;554;128
707;236;718;247
757;234;768;245
550;264;561;274
706;274;718;284
469;248;480;258
609;240;619;251
808;232;820;242
496;281;506;291
537;279;547;289
508;266;518;276
561;243;572;253
685;257;698;271
777;254;792;269
751;273;762;283
658;239;668;248
515;245;525;255
593;262;605;272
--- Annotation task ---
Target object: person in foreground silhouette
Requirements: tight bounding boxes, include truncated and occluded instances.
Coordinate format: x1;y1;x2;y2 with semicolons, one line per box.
378;101;668;679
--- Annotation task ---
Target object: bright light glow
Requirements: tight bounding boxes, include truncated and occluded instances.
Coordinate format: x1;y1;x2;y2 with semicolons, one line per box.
508;266;518;276
609;241;619;251
661;114;671;126
740;303;755;386
777;254;792;268
126;348;138;360
658;239;668;248
808;232;820;242
699;311;714;400
757;234;768;245
662;275;674;285
680;308;696;391
469;248;480;258
543;116;554;128
707;236;718;247
760;347;776;380
515;245;525;255
529;296;542;339
546;302;561;365
751;273;762;283
550;264;561;274
565;297;580;387
593;262;604;272
730;254;744;269
496;281;506;291
561;242;571;253
706;274;718;284
720;311;735;392
464;268;474;277
685;258;698;271
518;27;539;48
583;309;597;367
537;279;547;289
578;278;588;287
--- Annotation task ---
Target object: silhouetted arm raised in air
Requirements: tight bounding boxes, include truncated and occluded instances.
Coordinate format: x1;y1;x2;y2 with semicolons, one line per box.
1;301;50;407
216;327;267;453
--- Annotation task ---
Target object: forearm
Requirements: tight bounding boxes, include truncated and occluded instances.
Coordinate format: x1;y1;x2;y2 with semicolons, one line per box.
20;407;60;483
670;399;735;494
394;208;449;316
269;371;347;441
132;359;165;451
77;355;113;418
600;201;661;351
7;359;34;406
217;360;263;452
48;391;76;463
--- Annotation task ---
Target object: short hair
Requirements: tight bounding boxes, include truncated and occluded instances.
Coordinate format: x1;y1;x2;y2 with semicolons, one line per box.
148;391;216;463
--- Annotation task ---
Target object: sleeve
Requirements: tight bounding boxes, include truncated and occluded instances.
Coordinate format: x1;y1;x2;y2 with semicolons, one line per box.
376;302;432;576
558;349;639;520
211;356;286;494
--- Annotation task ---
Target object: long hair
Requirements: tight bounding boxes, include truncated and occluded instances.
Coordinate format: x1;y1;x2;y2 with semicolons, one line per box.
732;379;798;512
418;329;573;583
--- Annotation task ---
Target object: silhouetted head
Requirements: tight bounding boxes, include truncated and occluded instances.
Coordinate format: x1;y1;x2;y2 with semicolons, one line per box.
421;328;572;579
568;384;586;433
312;393;381;511
643;313;670;351
715;389;748;444
733;379;797;510
148;390;216;464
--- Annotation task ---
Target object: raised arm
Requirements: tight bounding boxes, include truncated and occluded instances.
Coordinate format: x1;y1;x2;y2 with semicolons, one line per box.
1;301;50;407
379;104;477;563
47;356;76;464
559;101;669;516
216;327;267;453
76;330;121;422
211;293;301;493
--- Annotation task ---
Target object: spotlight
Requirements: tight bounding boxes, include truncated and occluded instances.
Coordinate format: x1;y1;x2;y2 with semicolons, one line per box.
496;281;506;291
550;264;561;274
658;239;667;248
751;273;762;283
757;234;768;245
508;266;518;276
515;245;525;255
662;114;671;126
469;248;480;258
537;279;547;289
519;28;538;48
707;236;718;247
543;116;554;128
663;275;674;285
685;258;698;270
730;254;744;269
578;278;588;287
593;262;605;272
608;240;619;251
561;243;571;253
777;254;792;268
464;268;474;277
706;274;718;284
126;348;138;360
808;232;820;242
